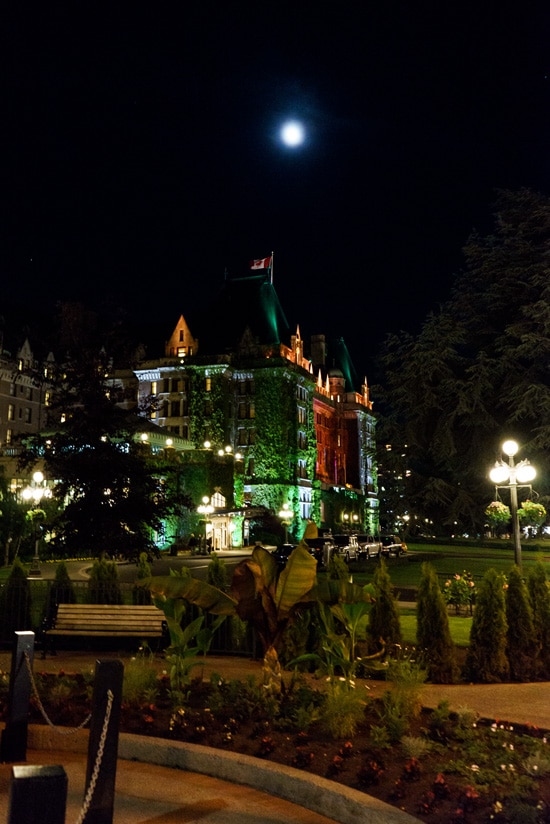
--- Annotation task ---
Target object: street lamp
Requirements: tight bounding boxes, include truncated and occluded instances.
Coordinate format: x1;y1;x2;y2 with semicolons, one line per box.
489;440;536;570
197;495;214;553
21;471;51;578
278;503;292;544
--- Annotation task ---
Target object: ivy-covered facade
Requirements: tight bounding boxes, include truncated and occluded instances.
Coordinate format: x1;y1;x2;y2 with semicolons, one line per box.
130;272;379;547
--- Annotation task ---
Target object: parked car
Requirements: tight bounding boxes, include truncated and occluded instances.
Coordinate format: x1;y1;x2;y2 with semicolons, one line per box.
338;534;362;562
271;544;297;569
357;535;382;559
379;534;407;556
302;536;335;568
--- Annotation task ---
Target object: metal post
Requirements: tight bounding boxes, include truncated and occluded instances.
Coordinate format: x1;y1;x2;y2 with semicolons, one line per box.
1;631;35;763
8;765;67;824
508;454;522;569
84;659;124;824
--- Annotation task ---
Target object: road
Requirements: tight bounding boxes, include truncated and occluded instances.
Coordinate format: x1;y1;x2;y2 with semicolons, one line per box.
38;551;251;584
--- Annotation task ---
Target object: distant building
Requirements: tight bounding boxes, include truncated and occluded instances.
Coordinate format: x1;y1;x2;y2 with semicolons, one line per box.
129;270;379;545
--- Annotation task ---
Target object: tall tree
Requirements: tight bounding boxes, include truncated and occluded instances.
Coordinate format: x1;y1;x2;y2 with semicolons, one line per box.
376;188;550;534
505;565;536;682
19;303;193;560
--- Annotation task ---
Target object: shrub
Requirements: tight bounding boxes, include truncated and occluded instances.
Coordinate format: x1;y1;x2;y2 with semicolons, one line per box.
463;568;509;683
367;558;402;655
132;553;152;605
87;556;123;604
0;558;32;641
527;558;550;678
416;562;458;683
505;565;536;681
44;560;77;625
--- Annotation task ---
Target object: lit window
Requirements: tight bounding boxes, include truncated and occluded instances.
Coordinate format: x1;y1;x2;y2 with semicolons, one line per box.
151;381;157;394
7;404;14;421
6;429;12;444
206;377;212;392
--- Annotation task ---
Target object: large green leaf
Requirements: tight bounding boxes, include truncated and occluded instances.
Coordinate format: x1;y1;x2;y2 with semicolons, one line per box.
275;542;318;618
142;575;237;615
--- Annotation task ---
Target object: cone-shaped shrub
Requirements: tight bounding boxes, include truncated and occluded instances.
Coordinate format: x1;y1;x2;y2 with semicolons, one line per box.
464;568;509;683
416;562;458;684
367;557;402;655
527;558;550;678
45;560;77;624
133;552;152;605
0;558;32;642
506;564;536;681
88;556;123;604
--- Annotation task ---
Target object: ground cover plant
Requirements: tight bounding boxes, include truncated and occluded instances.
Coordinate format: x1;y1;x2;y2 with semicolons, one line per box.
16;651;550;824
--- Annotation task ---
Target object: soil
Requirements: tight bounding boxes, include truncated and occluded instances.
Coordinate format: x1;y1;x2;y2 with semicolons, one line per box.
26;666;550;824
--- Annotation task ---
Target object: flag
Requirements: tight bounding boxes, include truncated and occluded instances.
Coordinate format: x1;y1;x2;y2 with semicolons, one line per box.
249;256;272;270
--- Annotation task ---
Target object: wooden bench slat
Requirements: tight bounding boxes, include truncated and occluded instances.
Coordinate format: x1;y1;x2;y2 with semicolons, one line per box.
42;603;166;655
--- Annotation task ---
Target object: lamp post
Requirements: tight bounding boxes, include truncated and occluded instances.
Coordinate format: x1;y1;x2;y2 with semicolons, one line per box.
489;440;536;570
21;471;51;578
197;496;214;553
278;503;292;544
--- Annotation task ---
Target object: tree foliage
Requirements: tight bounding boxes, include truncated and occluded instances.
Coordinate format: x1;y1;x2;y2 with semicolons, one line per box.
464;568;509;683
416;562;458;684
19;303;193;560
376;189;550;534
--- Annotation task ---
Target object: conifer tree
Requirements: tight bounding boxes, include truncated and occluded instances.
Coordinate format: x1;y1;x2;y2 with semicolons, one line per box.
416;562;458;683
0;558;32;642
133;552;152;605
464;568;509;683
505;565;536;681
45;560;77;624
367;558;402;655
88;556;123;604
527;559;550;678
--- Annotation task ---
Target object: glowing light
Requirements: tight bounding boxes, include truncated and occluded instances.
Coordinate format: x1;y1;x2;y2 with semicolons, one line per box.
280;121;304;147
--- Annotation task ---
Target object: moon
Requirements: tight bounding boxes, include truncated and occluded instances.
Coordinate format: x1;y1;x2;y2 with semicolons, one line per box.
280;121;305;147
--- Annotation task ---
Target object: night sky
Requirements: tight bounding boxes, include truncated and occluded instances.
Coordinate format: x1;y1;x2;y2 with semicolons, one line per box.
3;5;550;379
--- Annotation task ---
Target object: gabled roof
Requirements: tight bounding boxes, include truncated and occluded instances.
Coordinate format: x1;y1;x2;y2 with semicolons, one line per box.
198;273;291;355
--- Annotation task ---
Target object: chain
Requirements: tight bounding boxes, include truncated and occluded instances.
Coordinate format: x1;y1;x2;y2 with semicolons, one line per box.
24;652;92;734
75;688;114;824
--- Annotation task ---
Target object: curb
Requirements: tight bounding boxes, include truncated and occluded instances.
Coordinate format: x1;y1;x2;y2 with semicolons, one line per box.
28;726;420;824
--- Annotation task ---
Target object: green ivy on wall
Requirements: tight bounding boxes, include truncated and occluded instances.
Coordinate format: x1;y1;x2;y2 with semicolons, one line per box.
251;370;296;482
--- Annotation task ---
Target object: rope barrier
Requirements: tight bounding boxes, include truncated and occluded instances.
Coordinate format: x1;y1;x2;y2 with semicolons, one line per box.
23;651;116;824
24;652;92;734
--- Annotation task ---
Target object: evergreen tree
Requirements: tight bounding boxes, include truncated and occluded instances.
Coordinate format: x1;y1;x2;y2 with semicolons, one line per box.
133;552;152;605
376;188;550;534
367;558;402;655
45;560;77;624
505;565;537;681
19;302;193;561
0;558;32;642
527;558;550;678
206;554;229;591
464;568;509;683
88;556;123;604
416;562;458;684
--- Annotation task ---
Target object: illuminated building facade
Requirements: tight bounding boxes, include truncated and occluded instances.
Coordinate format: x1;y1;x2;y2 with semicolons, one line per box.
131;271;379;543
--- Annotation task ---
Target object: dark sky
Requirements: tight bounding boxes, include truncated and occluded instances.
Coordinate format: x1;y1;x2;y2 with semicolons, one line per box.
3;5;550;379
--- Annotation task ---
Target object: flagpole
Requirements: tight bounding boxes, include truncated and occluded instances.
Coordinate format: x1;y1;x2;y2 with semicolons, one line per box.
270;250;274;284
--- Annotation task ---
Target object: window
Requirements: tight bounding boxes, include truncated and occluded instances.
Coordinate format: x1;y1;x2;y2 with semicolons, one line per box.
177;347;186;357
238;428;248;445
179;330;184;342
205;377;212;392
9;383;15;396
6;429;12;445
45;391;51;406
172;379;179;392
238;402;246;419
170;400;180;417
24;408;32;424
249;402;255;418
151;381;157;394
7;404;14;421
204;401;212;416
163;378;170;393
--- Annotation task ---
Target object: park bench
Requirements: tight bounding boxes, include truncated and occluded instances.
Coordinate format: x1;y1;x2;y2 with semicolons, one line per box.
41;603;167;658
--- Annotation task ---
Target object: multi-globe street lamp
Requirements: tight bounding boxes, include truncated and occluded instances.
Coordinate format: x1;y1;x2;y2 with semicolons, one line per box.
197;496;214;553
21;471;51;578
278;503;292;544
489;440;536;570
